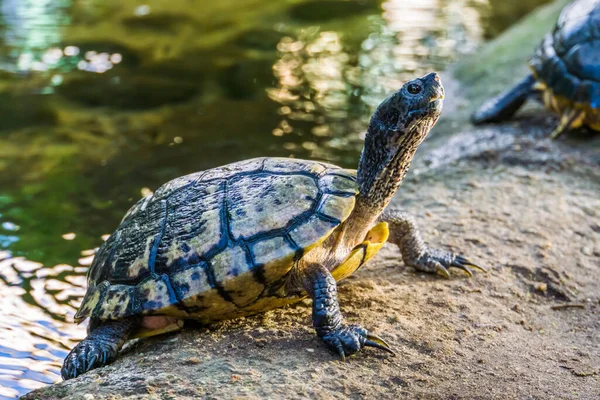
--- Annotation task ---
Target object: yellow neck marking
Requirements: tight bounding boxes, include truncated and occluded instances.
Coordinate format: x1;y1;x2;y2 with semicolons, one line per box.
331;221;389;281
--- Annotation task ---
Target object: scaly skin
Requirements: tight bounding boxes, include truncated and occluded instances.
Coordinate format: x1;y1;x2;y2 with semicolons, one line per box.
302;264;393;359
299;208;483;361
381;209;484;278
61;317;139;380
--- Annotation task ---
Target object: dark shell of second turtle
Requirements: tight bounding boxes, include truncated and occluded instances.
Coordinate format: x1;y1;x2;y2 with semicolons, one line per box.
530;0;600;108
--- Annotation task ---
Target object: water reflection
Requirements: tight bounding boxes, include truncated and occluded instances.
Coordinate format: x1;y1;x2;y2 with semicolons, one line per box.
268;0;485;163
0;0;69;72
0;251;86;399
0;0;551;397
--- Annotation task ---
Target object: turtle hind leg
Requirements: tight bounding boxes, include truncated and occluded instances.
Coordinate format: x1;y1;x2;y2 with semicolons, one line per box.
61;317;140;380
471;74;536;124
550;108;585;138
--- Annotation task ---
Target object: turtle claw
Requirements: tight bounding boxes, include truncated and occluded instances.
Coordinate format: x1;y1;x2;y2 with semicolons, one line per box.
455;255;487;273
451;261;473;277
365;333;395;355
320;324;394;360
411;249;484;278
333;341;346;361
435;263;451;279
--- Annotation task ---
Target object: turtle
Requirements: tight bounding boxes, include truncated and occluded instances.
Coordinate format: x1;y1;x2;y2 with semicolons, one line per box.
62;72;484;380
471;0;600;138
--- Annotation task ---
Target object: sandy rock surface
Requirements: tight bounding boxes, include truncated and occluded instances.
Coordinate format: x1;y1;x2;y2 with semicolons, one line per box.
24;1;599;398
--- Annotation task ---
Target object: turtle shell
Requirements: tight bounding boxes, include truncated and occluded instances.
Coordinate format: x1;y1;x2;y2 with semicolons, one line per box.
529;0;600;108
75;157;358;323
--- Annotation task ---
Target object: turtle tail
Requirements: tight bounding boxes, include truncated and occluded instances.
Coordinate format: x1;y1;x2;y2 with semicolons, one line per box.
471;74;536;124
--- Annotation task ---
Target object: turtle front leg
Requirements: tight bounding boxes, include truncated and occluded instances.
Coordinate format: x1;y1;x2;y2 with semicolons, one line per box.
61;317;139;380
301;264;394;360
380;209;484;278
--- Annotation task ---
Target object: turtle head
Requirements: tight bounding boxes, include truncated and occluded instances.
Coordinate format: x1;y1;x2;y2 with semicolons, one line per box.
370;72;444;147
357;73;444;212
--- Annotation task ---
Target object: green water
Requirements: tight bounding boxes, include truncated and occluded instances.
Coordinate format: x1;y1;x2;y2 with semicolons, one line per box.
0;0;551;397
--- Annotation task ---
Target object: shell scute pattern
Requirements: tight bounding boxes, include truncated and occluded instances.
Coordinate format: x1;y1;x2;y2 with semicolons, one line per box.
263;157;332;175
77;159;359;322
151;172;204;203
96;284;135;320
318;172;358;196
74;281;108;322
170;262;239;318
108;199;167;282
200;157;265;181
289;215;338;250
317;194;356;222
120;195;151;224
212;244;264;307
250;236;297;283
76;198;167;322
134;275;177;313
85;233;116;286
170;262;211;301
554;0;598;54
227;173;317;240
155;179;226;275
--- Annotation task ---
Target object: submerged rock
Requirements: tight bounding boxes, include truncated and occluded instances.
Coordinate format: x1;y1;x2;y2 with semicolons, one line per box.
289;0;381;22
233;28;288;51
0;93;56;131
121;13;195;34
57;73;200;110
140;60;211;84
217;58;277;99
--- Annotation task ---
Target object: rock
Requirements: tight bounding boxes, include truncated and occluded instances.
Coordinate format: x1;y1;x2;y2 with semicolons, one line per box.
233;28;288;51
57;73;200;109
0;93;56;131
139;52;215;83
534;282;548;294
289;0;380;22
581;246;593;256
121;13;194;34
217;58;276;99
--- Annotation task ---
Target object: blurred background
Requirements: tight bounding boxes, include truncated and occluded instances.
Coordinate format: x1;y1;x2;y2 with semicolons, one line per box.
0;0;552;398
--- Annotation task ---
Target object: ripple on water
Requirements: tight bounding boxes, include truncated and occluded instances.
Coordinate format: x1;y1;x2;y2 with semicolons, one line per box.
0;254;87;398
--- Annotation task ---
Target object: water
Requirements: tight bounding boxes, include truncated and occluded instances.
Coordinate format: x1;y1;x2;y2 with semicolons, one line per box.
0;0;550;397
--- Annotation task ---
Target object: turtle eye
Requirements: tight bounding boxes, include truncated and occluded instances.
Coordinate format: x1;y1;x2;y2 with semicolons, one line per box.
407;83;421;95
